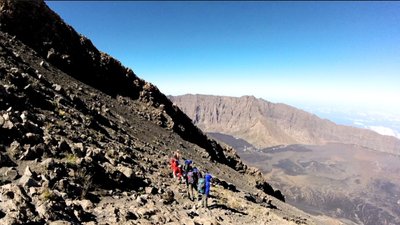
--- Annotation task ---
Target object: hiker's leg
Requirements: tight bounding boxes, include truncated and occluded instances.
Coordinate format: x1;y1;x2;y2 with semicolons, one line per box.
192;186;194;200
194;183;198;200
204;185;210;208
190;185;194;200
186;184;191;200
197;194;202;208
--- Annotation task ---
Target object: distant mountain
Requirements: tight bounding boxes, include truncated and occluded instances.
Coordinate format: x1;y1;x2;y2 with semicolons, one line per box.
179;99;400;225
170;94;400;155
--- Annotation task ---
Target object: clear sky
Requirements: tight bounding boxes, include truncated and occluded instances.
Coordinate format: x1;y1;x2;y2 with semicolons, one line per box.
46;1;400;115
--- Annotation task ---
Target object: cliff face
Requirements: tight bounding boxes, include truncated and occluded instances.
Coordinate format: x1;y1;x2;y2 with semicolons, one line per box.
0;1;349;224
170;94;400;155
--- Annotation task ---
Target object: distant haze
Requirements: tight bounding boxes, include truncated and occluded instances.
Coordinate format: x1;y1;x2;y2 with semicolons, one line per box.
47;2;400;120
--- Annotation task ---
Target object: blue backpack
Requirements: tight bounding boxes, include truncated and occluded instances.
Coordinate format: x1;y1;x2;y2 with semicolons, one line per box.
184;160;192;172
197;178;205;194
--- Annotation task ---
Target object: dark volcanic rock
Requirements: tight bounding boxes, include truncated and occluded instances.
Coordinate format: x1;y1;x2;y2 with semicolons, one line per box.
256;181;285;202
0;152;16;167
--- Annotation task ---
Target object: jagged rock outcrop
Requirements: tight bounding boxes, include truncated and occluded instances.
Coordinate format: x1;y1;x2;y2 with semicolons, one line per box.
170;94;400;155
0;0;348;224
0;0;242;168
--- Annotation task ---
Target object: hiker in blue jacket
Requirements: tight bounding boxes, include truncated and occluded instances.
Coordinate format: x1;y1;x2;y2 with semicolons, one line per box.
203;170;212;208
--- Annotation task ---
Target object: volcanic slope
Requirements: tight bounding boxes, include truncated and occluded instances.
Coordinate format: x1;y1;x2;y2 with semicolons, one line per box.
0;0;345;224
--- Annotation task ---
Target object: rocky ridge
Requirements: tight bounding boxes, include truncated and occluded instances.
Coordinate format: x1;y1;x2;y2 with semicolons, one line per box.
0;0;345;224
169;94;400;155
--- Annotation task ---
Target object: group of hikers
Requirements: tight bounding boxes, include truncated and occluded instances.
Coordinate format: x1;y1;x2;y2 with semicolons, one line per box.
169;150;212;208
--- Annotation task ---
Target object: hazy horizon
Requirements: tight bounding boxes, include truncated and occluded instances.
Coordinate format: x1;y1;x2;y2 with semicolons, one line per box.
47;1;400;134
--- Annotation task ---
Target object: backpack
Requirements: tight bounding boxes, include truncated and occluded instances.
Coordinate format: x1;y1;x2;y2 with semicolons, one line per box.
187;171;194;184
184;160;192;172
183;160;192;177
193;170;199;184
197;178;205;194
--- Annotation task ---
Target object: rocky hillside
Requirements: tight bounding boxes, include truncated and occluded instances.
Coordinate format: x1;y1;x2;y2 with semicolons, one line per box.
0;0;346;224
170;94;400;155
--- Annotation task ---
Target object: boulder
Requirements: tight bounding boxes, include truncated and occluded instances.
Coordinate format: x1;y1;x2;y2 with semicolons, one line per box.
117;165;134;179
73;199;94;211
47;48;56;60
23;166;33;177
7;141;22;160
40;158;55;169
0;184;42;224
162;189;174;204
1;113;14;129
247;166;263;177
256;180;285;202
136;206;159;219
4;167;19;181
136;195;148;205
36;202;48;218
19;111;28;123
145;186;158;195
18;167;40;188
39;60;48;68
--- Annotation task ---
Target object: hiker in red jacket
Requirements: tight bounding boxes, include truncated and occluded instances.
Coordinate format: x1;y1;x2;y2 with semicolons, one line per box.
170;156;179;178
175;164;183;182
170;157;176;177
170;149;182;180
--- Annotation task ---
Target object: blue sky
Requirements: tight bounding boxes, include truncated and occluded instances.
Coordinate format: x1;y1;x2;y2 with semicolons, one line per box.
46;1;400;115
